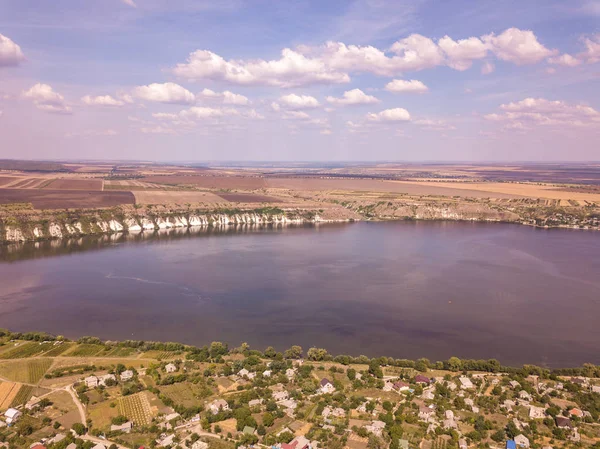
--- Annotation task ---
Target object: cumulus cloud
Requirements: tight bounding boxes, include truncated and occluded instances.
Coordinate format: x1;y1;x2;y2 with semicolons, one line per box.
438;36;488;71
22;83;72;114
279;93;320;109
485;97;600;128
385;79;428;94
282;111;311;120
413;119;456;131
581;34;600;63
547;53;581;67
0;34;25;67
326;88;379;105
179;106;239;119
81;95;125;107
133;82;195;104
66;129;117;138
483;28;555;65
122;0;137;7
140;126;176;135
173;48;349;87
367;108;411;122
199;88;250;105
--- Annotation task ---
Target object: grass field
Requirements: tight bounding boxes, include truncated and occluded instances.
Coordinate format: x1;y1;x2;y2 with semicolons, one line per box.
160;382;212;408
0;358;53;383
118;392;152;425
10;384;33;407
140;350;178;361
42;342;75;357
0;342;55;359
99;347;137;357
63;344;105;357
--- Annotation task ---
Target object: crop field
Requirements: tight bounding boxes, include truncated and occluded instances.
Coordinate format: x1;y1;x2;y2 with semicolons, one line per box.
98;347;136;357
0;358;53;383
41;342;74;357
118;392;152;425
0;342;55;359
140;350;178;360
0;189;135;209
42;178;103;190
216;193;283;203
160;383;212;408
142;175;267;189
133;190;226;205
63;344;105;357
10;384;33;407
0;381;20;410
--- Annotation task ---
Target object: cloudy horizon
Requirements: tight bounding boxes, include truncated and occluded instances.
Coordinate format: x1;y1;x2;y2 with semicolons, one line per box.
1;0;599;161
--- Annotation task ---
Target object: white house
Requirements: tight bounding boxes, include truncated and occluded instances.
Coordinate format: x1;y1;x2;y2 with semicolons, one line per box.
459;376;474;389
515;434;530;449
529;406;546;419
110;421;133;433
272;390;289;402
263;370;272;377
165;363;177;373
99;374;116;386
120;370;134;381
365;420;386;437
209;399;229;415
4;408;21;425
84;376;99;388
238;368;250;377
319;378;335;394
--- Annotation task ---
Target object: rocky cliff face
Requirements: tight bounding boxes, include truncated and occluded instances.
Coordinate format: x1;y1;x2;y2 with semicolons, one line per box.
0;210;330;243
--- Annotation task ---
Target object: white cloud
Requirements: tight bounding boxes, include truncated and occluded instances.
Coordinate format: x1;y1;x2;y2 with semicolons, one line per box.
414;119;456;131
438;36;488;71
485;97;600;128
122;0;137;7
270;102;281;112
199;88;250;105
133;82;195;104
326;88;379;106
483;28;555;65
81;95;125;107
580;34;600;63
547;53;581;67
244;109;264;119
367;108;411;122
0;33;25;67
140;126;176;135
279;93;319;109
179;106;239;120
66;129;118;138
389;34;445;71
282;111;311;120
385;79;428;94
481;61;495;74
320;129;332;135
152;112;179;120
173;48;349;87
22;83;72;114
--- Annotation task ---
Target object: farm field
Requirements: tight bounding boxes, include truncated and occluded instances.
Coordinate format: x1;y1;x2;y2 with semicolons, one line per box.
160;382;212;408
63;344;105;357
10;384;33;407
265;177;525;199
142;175;267;189
0;189;135;209
0;381;20;410
0;358;53;383
42;178;103;190
133;190;227;205
118;392;153;425
0;342;55;359
216;192;283;203
41;342;74;357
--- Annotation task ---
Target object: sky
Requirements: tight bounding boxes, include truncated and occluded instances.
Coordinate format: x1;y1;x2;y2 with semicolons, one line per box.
0;0;599;162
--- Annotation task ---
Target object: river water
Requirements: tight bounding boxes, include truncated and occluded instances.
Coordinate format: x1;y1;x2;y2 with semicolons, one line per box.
0;221;598;367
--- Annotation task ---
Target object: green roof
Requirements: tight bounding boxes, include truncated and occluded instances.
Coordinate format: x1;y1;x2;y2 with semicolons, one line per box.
243;426;256;435
399;439;410;449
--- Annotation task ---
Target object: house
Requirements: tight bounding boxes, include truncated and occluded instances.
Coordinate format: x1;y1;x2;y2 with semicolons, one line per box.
286;368;296;379
422;388;435;400
111;421;133;433
319;378;335;394
165;363;177;373
120;370;134;381
322;406;345;419
191;441;209;449
238;368;250;377
555;417;573;429
383;381;394;392
273;390;289;402
289;435;311;449
518;390;532;401
92;444;106;449
514;434;530;448
443;419;458;430
459;376;474;389
571;377;586;385
249;398;263;408
84;376;99;388
66;444;77;449
48;434;66;444
30;445;46;449
415;375;431;385
98;373;116;386
278;399;298;411
529;406;546;419
398;439;410;449
418;405;434;421
4;408;21;425
263;370;272;377
509;380;520;389
592;385;600;393
459;439;468;449
365;420;386;437
25;396;42;410
208;399;229;414
156;434;175;447
569;407;584;418
393;381;410;392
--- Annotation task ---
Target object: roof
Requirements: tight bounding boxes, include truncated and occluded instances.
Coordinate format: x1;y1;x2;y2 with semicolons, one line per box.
320;378;331;386
415;375;431;383
506;440;517;449
243;425;255;434
4;408;20;418
556;416;573;428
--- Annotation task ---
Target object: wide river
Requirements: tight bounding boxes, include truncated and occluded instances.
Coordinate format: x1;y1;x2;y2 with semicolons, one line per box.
0;221;598;367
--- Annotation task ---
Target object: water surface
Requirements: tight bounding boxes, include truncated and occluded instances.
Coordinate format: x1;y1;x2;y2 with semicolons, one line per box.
1;222;598;367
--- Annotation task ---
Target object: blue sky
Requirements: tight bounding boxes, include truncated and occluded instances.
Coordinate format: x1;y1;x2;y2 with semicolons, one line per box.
0;0;599;161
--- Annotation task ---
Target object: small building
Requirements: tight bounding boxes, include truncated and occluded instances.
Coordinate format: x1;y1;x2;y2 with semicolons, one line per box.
110;421;133;433
120;370;134;381
249;398;263;408
243;425;256;435
459;439;468;449
569;407;584;418
529;405;546;419
208;399;229;414
84;376;99;388
286;368;296;379
98;374;116;386
191;441;209;449
459;376;474;389
418;405;434;421
4;408;21;425
165;363;177;373
556;416;573;429
514;434;530;448
319;378;335;394
263;370;272;377
506;440;517;449
393;381;410;392
415;375;431;385
365;420;386;437
273;390;289;402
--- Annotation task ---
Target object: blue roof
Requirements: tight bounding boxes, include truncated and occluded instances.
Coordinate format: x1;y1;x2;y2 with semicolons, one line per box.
506;440;517;449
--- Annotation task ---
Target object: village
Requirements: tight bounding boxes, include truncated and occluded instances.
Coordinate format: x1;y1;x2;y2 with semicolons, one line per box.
1;333;600;449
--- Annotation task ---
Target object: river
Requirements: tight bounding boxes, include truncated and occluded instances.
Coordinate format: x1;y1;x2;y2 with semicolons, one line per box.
0;221;598;367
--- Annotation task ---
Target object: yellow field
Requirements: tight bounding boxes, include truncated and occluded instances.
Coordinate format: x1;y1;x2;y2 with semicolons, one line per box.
118;392;152;425
0;359;53;384
404;181;600;202
0;381;21;410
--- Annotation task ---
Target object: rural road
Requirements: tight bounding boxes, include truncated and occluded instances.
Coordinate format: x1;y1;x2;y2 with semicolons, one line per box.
66;384;87;424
